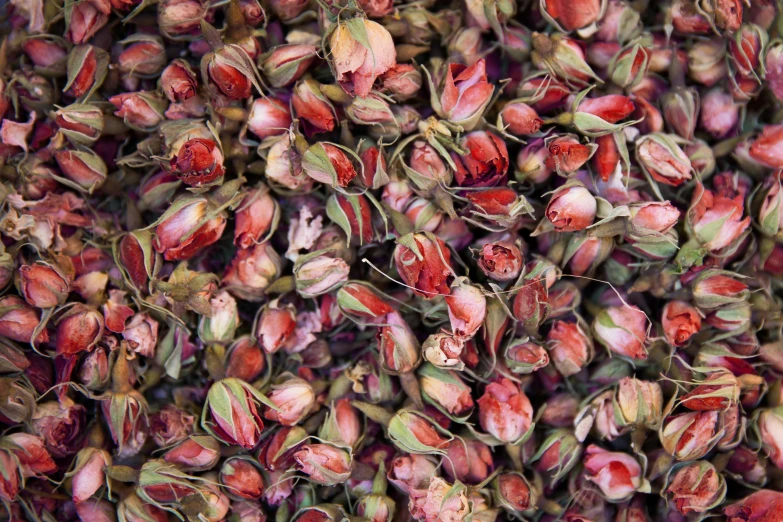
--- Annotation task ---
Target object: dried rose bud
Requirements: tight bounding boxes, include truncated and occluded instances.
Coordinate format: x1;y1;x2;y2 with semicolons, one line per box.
541;0;604;32
636;133;692;187
118;35;166;81
5;433;55;479
724;490;783;522
55;103;104;145
615;377;663;428
451;130;510;188
202;378;267;449
505;340;549;374
406;140;451;190
532;33;599;86
123;313;159;358
750;125;783;168
138;459;199;504
158;0;207;37
379;64;422;102
329;18;396;97
256;300;296;354
545;134;594;174
545;182;597;232
688;182;750;252
387;409;450;453
56;304;103;357
477;240;523;282
666;461;726;516
661;87;700;140
419;364;474;418
547;320;594;377
583;445;648;502
150;405;195;447
32;399;86;458
220;457;265;499
318;398;361;448
660;410;720;460
531;429;582;485
477;377;534;443
161;59;198;103
293;253;350;298
759;406;783;468
109;92;167;131
263;378;315;426
428;59;494;131
394;232;453;298
66;447;110;503
492;472;536;516
443;438;492;484
294;443;353;485
422;333;465;370
198;291;239;345
662;301;701;347
498;102;543;136
700;88;739;138
234;185;279;249
414;478;470;522
302;143;358;188
17;262;69;309
247;97;291;140
688;38;728;86
388;454;438;494
202;36;258;100
153;196;226;261
223;242;282;300
54;149;107;192
328;192;374;244
65;1;109;44
337;282;393;320
377;310;421;374
23;38;68;70
170;138;225;187
593;305;648;360
163;435;221;471
292;79;337;135
690;270;749;309
445;278;486;339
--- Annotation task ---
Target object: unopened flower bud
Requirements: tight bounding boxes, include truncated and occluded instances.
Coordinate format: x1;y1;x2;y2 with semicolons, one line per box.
428;59;493;131
202;378;267;449
294;443;353;485
547;320;594;376
261;44;317;89
163;435;221;471
545;182;597;232
220;457;265;499
636;133;692;187
583;445;648;502
478;377;534;444
593;305;648;360
665;461;726;516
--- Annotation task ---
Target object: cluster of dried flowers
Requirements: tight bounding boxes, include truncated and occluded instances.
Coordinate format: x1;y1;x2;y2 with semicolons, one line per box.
3;0;783;520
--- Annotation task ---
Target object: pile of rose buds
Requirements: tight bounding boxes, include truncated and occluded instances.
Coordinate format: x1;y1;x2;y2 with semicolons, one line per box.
5;0;783;520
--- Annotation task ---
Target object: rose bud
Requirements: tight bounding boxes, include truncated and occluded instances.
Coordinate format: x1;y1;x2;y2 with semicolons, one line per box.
198;291;239;345
234;184;279;249
17;262;69;309
388;454;438;494
660;410;720;460
318;399;361;448
445;278;486;339
149;405;195;447
661;301;701;347
725;490;783;522
505;340;549;374
726;445;766;486
256;300;297;354
118;35;166;81
517;76;571;114
222;338;265;384
541;0;603;32
327;192;374;243
406;140;452;191
32;399;86;458
443;438;493;484
359;143;389;189
531;429;582;485
547;320;594;377
260;45;316;89
614;377;663;428
377;310;421;375
329;18;396;97
170;138;225;187
294;443;352;485
75;499;115;522
56;304;103;357
23;37;68;70
202;33;259;100
759;407;783;468
626;201;681;239
293;253;350;298
422;333;466;370
292;79;337;135
451;131;510;188
157;0;207;36
385;408;451;454
636;133;692;187
202;378;267;449
477;241;523;282
393;232;453;298
163;435;220;471
302;143;358;188
263;378;315;426
428;59;494;131
55;104;104;146
337;282;393;320
700;88;739;139
498;102;543;136
247;97;291;141
583;445;649;502
532;33;600;86
153;195;226;261
138;459;200;505
512;275;549;335
267;0;308;20
78;348;110;390
660;87;700;140
5;433;56;479
123;313;159;358
544;134;595;174
65;1;109;44
416;478;470;522
477;377;534;444
665;461;726;516
688;182;750;252
379;64;422;102
223;242;283;301
680;370;739;411
54;149;107;192
750;125;783;168
109;92;167;131
418;364;474;418
545;182;597;232
688;37;728;86
690;270;749;309
220;457;264;499
160;59;198;102
66;447;110;503
492;472;536;516
593;305;649;360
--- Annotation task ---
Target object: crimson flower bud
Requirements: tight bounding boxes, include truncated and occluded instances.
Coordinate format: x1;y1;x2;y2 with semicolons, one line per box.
545;134;594;174
55;104;104;145
65;1;109;44
452;131;510;188
665;461;726;516
118;36;166;80
690;270;749;309
359;143;389;189
512;276;549;334
158;0;207;37
680;370;739;411
583;445;649;502
223;242;282;300
443;438;493;484
329;18;396;97
138;459;199;504
393;232;453;298
23;38;67;70
260;45;316;89
477;377;534;443
688;182;750;252
541;0;603;32
256;300;296;354
337;282;393;320
170;138;225;187
153;196;226;261
161;59;198;103
76;499;115;522
377;310;421;374
660;410;720;460
517;76;571;114
109;92;167;131
407;140;451;190
204;41;257;100
292;79;337;135
577;95;636;125
724;490;783;522
661;301;701;347
202;378;267;449
545;182;597;232
445;278;486;339
636;133;692;187
54;149;107;192
56;304;103;357
388;454;438;494
163;435;220;471
387;408;451;454
328;192;374;244
547;320;594;377
493;472;536;516
318;398;361;448
477;240;523;281
498;102;543;136
505;339;550;374
18;262;69;308
593;305;649;360
302;143;358;188
263;378;315;426
247;97;291;141
234;184;279;249
429;59;494;131
531;429;582;485
220;457;265;499
268;0;308;20
32;399;86;458
5;433;56;479
750;125;783;168
294;443;353;485
660;87;700;140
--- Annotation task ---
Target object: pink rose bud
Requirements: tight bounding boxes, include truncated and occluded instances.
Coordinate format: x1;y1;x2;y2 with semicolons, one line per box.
517;76;571;114
443;439;493;484
512;276;549;334
445;278;486;339
359;143;389;189
394;232;453;298
55;104;104;145
388;454;438;494
153;196;226;260
109;92;167;131
118;36;166;80
161;59;198;102
337;282;394;319
225;337;265;383
505;340;550;374
628;201;681;236
293;253;350;298
163;435;220;471
429;59;494;131
545;183;597;232
531;430;583;486
577;95;636;124
234;184;279;248
302;143;358;188
220;457;265;499
532;33;599;87
666;461;726;516
688;182;750;252
451;130;510;188
202;378;267;449
329;18;396;97
170;138;225;187
417;478;470;522
700;88;739;138
583;445;648;502
292;79;337;135
407;140;452;190
725;490;783;522
247;97;291;140
593;305;649;360
68;447;110;503
661;87;700;140
32;399;86;458
198;291;239;344
260;44;317;89
149;405;196;447
636;133;693;187
759;406;783;469
23;38;67;69
377;310;421;374
223;242;283;300
158;0;207;37
380;64;422;101
18;262;69;308
267;0;308;20
257;300;297;354
477;377;534;443
765;40;783;103
6;433;56;478
65;1;109;44
123;313;159;358
688;38;728;86
680;370;739;411
54;149;107;192
498;102;543;136
318;398;361;448
542;0;603;32
203;39;257;100
660;410;720;460
294;443;353;485
662;301;701;347
76;499;115;522
750;124;783;168
545;134;594;174
547;320;594;377
419;364;474;417
493;472;536;516
56;304;103;357
477;240;523;282
690;270;749;308
263;378;315;426
387;409;451;453
422;333;466;370
78;347;110;390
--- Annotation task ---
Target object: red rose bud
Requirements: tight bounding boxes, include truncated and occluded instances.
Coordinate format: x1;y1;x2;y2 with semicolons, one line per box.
688;182;750;252
260;44;317;89
394;232;453;298
18;262;69;308
387;409;451;453
583;445;649;502
23;38;68;70
162;435;220;471
661;301;701;347
54;149;107;192
680;370;739;411
224;337;265;383
171;138;225;187
153;195;227;261
418;364;474;417
32;399;86;458
547;320;594;377
477;240;523;282
724;490;783;522
247;97;292;141
428;59;494;131
576;95;636;125
67;447;111;503
505;339;550;374
329;18;396;97
302;143;358;188
161;59;198;103
750;124;783;168
318;398;361;448
223;242;282;300
406;140;452;191
220;457;265;499
665;461;726;516
726;445;767;486
360;143;389;189
477;377;534;443
531;429;582;485
118;35;166;81
55;103;104;146
202;378;267;449
292;78;337;135
445;278;486;339
593;305;648;360
451;131;509;188
377;310;421;374
545;182;597;232
541;0;603;32
203;34;259;100
157;0;207;36
5;433;56;478
267;0;308;21
517;76;571;114
636;133;692;187
263;378;315;426
660;87;700;140
327;193;374;244
512;276;549;334
498;102;543;136
532;33;599;87
660;410;720;460
700;88;739;138
492;472;536;516
294;443;353;485
627;201;681;238
234;184;279;249
545;134;595;174
56;304;103;357
337;281;393;320
256;300;297;354
443;438;493;484
65;1;109;44
138;459;200;504
690;270;749;309
109;91;167;131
